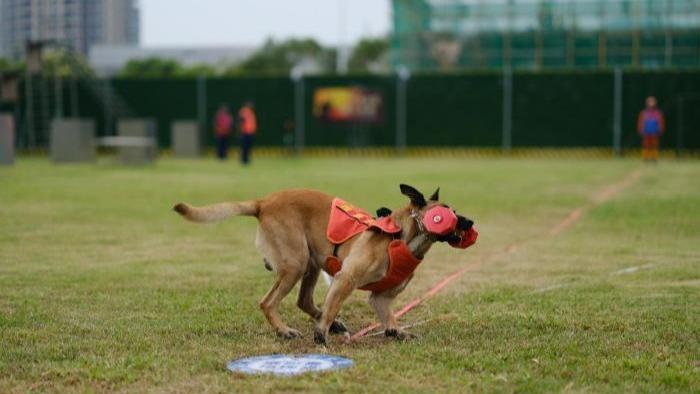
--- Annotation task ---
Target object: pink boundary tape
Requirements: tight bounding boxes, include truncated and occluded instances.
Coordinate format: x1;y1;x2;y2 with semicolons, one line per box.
349;168;643;342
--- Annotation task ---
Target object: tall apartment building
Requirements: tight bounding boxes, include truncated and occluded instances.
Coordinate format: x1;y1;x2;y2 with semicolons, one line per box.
0;0;139;59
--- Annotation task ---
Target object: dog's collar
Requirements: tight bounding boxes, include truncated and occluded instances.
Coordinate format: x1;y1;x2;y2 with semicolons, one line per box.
410;209;426;235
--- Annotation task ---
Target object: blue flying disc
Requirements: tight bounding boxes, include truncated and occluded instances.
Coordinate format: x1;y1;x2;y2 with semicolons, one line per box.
226;354;353;376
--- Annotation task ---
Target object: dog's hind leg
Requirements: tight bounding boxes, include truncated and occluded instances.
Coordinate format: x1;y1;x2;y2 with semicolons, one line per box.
297;264;322;320
259;266;305;339
256;226;308;339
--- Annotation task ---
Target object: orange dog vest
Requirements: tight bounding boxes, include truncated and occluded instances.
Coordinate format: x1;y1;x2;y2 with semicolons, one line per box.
324;198;422;293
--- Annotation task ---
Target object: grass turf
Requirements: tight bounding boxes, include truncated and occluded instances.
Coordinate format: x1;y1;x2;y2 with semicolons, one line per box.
0;157;698;393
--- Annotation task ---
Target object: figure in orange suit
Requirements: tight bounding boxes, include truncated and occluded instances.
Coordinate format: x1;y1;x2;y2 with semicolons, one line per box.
238;101;257;165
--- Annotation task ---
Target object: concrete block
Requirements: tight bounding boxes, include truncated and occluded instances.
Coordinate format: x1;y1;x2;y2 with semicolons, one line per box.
0;114;15;165
117;119;157;165
50;119;96;163
172;121;201;158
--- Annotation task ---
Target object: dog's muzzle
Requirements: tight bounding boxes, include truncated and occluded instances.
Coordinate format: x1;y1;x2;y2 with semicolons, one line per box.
448;226;478;249
421;206;478;249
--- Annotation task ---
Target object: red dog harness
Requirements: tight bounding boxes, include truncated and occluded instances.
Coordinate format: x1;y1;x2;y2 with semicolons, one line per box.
324;198;417;293
325;239;421;292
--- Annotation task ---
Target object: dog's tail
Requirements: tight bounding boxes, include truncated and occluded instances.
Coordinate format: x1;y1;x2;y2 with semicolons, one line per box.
173;200;259;223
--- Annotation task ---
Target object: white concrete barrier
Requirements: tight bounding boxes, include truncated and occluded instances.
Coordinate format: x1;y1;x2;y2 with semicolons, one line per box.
0;113;15;165
117;119;157;165
172;121;201;158
50;119;96;163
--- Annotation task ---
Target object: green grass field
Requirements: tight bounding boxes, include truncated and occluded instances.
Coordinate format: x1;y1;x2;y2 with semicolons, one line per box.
1;156;698;393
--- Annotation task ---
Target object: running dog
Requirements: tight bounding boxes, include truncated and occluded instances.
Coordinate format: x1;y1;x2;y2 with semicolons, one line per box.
173;184;477;345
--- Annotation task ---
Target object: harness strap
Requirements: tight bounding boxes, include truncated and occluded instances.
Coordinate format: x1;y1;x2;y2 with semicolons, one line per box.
323;240;422;293
410;209;426;235
332;243;340;258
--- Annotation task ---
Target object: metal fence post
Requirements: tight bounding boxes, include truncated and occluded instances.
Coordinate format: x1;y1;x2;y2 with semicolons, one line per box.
196;75;207;143
396;66;410;154
40;76;50;145
54;76;63;119
677;97;684;159
613;67;623;157
24;71;34;149
104;79;113;135
501;67;513;154
70;76;79;117
292;73;305;154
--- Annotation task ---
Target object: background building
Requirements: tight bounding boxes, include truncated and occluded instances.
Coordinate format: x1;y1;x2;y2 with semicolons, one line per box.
391;0;700;71
0;0;140;59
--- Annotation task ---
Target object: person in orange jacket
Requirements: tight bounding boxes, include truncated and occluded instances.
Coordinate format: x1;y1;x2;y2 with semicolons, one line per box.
637;96;665;162
238;101;257;165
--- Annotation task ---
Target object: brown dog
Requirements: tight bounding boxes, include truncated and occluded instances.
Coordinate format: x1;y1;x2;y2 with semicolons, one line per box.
173;184;474;345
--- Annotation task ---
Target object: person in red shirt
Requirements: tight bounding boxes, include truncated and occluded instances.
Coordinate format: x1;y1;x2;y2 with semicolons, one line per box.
637;96;665;162
238;101;257;165
214;104;233;160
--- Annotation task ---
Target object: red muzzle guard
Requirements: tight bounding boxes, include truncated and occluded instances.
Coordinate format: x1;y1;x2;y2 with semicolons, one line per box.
449;226;478;249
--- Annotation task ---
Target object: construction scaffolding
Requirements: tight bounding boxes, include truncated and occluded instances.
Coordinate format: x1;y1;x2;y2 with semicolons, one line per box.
391;0;700;71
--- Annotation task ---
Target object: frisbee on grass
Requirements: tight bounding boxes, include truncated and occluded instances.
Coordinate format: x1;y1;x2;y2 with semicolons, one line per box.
226;354;353;376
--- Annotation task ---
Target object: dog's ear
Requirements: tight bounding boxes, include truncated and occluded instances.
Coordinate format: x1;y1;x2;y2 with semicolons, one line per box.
400;184;427;208
429;187;440;202
376;207;392;217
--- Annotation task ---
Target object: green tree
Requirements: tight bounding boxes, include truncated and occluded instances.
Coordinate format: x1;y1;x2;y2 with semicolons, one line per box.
225;38;335;75
177;63;218;78
0;58;24;74
118;58;184;78
1;50;94;77
348;38;389;73
41;50;95;77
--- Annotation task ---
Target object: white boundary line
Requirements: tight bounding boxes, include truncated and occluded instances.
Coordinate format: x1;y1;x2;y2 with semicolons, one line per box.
611;264;656;275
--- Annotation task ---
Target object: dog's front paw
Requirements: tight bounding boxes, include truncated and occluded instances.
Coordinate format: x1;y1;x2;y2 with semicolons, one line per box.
314;328;327;346
385;328;416;341
278;328;303;340
329;320;348;335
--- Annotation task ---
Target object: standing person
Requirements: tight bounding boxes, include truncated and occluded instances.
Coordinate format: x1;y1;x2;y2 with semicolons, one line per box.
238;101;257;165
637;96;665;162
214;104;233;160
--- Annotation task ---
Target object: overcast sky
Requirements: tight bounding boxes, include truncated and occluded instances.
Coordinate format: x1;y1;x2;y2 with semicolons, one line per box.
141;0;392;48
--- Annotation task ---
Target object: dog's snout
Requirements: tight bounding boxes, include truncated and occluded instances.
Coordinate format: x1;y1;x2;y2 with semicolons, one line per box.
457;216;474;231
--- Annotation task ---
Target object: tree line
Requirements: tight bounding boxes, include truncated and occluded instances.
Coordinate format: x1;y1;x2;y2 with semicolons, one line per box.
0;37;388;78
